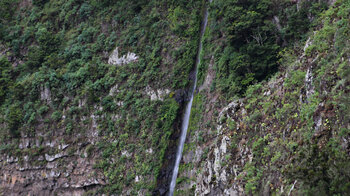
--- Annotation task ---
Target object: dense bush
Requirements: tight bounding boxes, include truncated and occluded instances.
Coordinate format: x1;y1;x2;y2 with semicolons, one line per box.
0;0;204;193
6;105;23;138
0;58;12;104
0;0;18;22
32;0;49;7
210;0;328;96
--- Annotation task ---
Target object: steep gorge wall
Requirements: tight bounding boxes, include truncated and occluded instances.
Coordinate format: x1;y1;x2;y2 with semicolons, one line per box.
0;0;204;195
0;0;349;195
175;1;350;195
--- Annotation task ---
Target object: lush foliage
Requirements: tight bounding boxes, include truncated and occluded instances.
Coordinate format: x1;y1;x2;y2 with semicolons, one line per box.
0;0;203;194
177;0;350;195
202;0;329;97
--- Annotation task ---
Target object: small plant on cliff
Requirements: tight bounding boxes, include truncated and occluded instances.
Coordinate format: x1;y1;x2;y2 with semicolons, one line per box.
6;104;23;138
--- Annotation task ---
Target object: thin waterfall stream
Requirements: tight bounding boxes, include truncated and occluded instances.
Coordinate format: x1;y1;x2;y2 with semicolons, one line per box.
168;2;210;195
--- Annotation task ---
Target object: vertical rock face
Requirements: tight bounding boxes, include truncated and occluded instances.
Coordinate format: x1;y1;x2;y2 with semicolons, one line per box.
1;0;349;195
175;4;350;192
195;136;239;196
0;129;106;195
1;155;105;195
0;101;106;195
191;100;250;196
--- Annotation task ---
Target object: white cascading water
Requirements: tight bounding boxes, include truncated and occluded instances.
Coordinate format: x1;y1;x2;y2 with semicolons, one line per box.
168;2;210;195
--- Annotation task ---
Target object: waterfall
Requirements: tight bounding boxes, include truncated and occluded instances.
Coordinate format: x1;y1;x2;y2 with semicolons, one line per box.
168;2;210;195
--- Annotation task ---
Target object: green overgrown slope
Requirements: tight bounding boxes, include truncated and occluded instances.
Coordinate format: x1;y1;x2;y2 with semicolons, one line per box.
0;0;349;195
0;0;203;194
176;0;350;195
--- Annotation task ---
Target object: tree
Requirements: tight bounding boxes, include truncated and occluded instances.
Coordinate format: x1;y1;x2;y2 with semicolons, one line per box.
7;105;23;138
0;57;12;104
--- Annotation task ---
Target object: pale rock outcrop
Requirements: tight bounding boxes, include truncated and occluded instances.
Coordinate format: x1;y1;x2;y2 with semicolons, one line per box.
146;148;153;154
194;100;251;195
121;150;132;158
303;37;313;53
40;86;51;103
305;67;315;101
195;136;233;195
58;143;69;150
273;16;282;32
78;99;86;108
135;175;141;182
109;84;120;96
108;47;138;65
45;152;67;162
0;107;106;195
19;138;30;149
218;101;240;121
145;85;170;101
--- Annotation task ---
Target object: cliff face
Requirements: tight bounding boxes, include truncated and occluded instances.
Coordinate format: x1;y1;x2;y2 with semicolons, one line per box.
1;0;350;195
0;125;105;195
0;0;203;195
176;1;350;195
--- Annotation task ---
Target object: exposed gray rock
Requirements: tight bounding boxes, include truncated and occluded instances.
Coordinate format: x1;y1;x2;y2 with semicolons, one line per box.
116;101;124;106
121;150;132;158
146;148;153;154
109;84;120;96
78;98;86;108
45;140;56;148
7;156;18;163
46;162;57;169
135;175;141;183
58;144;69;150
145;85;170;101
90;114;99;129
305;67;315;101
48;170;61;178
315;115;323;132
194;146;203;162
108;47;138;65
183;150;194;163
195;136;232;195
273;16;282;32
19;138;30;149
303;37;313;53
45;152;66;162
40;86;51;103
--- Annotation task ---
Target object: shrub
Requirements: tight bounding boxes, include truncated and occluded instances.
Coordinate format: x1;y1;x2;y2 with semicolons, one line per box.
32;0;49;7
78;3;92;20
7;105;23;137
35;27;60;54
51;111;62;121
284;70;306;89
38;105;49;115
0;57;12;104
0;0;18;21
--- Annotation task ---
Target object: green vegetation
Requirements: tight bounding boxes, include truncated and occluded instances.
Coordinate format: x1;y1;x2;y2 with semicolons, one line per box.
198;0;330;97
1;0;349;195
179;0;350;195
0;0;203;194
0;57;12;104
